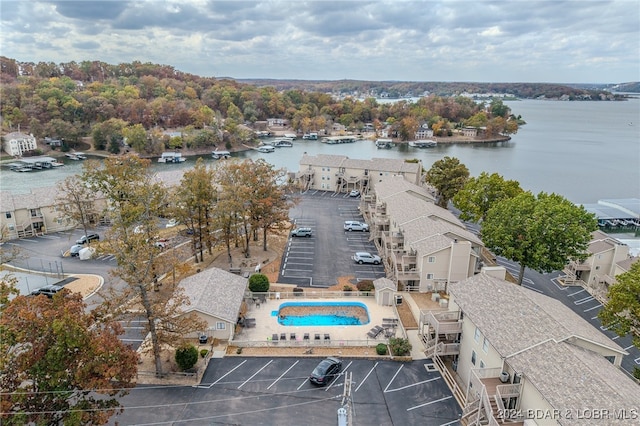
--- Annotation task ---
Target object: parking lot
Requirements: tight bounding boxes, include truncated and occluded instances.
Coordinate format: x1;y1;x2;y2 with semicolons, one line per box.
278;191;386;287
114;357;462;425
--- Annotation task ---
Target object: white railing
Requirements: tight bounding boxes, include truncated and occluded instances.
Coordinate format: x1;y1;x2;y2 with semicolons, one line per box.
231;339;382;348
247;290;376;300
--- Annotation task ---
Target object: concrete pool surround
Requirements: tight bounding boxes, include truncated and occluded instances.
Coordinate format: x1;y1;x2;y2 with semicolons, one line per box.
276;301;370;326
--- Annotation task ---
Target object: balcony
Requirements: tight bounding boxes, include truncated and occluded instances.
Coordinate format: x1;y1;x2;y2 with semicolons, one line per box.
462;368;524;426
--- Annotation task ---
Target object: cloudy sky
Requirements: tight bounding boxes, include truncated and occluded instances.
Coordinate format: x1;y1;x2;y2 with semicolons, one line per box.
1;0;638;83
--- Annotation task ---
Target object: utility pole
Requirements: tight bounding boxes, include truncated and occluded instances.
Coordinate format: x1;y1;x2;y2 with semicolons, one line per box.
338;372;354;426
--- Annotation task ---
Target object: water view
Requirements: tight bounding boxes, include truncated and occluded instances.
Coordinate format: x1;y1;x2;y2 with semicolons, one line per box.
1;99;638;204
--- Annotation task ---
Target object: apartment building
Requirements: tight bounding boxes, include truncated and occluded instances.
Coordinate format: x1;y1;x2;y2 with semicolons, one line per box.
295;154;423;194
562;230;636;302
362;176;484;292
426;271;638;425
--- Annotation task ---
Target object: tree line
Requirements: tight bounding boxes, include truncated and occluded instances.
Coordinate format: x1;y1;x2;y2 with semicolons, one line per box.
1;57;519;156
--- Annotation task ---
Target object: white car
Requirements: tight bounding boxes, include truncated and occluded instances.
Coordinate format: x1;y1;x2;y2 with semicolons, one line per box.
349;190;360;197
344;221;369;232
353;252;381;265
165;219;179;228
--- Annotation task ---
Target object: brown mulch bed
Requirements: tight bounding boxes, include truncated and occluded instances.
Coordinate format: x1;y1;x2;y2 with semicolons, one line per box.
397;300;418;329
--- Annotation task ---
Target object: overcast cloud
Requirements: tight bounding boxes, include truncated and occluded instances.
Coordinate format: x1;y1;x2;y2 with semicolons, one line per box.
1;0;638;83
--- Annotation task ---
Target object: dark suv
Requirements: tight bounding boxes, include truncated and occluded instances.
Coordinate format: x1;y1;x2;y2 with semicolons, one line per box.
309;357;342;386
76;233;100;245
31;285;65;298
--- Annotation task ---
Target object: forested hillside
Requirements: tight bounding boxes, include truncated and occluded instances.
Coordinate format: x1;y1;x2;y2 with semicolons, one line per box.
0;57;530;157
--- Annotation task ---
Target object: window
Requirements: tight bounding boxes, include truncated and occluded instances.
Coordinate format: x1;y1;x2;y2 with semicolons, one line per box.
426;273;434;279
471;350;476;366
216;322;226;330
595;266;600;270
474;327;481;342
483;338;489;353
5;212;11;219
428;256;436;263
479;360;485;369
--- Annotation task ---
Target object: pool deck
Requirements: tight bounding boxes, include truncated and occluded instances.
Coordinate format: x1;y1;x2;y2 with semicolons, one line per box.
235;297;399;345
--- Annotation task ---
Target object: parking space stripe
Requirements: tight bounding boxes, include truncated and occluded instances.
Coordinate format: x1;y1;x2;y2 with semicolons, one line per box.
354;362;378;393
385;377;440;393
583;304;601;312
199;360;247;389
522;284;543;293
624;345;635;351
325;361;353;392
267;360;299;390
574;296;594;305
383;365;404;393
407;395;452;411
238;360;273;389
568;288;586;297
439;419;460;426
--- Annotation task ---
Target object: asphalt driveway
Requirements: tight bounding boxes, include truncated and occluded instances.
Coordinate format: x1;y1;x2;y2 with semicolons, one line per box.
112;357;462;425
278;191;386;287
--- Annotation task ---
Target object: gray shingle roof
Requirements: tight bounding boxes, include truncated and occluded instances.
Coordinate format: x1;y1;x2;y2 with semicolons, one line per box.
374;277;396;291
450;274;639;419
177;267;248;322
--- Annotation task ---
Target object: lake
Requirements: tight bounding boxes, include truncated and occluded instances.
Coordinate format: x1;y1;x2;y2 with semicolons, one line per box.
1;98;638;204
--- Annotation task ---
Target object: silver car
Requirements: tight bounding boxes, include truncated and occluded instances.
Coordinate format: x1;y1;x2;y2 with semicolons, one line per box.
344;221;369;232
353;252;381;265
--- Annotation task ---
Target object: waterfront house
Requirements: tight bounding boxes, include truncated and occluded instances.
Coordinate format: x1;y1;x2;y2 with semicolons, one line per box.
2;132;37;156
415;123;434;139
435;271;638;425
267;118;287;127
295;154;423;194
461;127;478;138
175;267;248;341
363;176;483;292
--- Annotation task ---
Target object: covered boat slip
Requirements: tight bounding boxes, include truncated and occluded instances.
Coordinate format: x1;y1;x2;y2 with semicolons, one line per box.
321;135;359;144
211;150;231;159
7;156;63;172
582;198;640;231
157;152;186;163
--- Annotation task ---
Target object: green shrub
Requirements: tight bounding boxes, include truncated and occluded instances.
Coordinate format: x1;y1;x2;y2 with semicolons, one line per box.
356;280;375;292
175;344;199;371
633;367;640;381
236;347;243;354
248;273;270;292
343;285;353;291
389;337;412;356
200;349;209;358
376;343;388;355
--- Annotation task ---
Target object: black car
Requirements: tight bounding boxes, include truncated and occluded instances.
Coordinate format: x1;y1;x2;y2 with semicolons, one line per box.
31;284;65;298
76;233;100;245
309;357;342;386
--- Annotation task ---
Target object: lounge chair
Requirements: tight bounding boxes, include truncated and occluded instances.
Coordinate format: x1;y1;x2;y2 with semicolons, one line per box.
303;333;310;341
290;333;296;341
314;333;321;341
272;333;279;342
367;326;384;339
324;334;330;341
280;333;287;341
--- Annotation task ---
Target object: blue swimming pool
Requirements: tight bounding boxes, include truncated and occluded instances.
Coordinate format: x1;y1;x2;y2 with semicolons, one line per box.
276;301;370;326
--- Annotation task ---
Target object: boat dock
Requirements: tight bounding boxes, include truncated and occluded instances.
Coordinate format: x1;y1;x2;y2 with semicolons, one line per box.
158;152;186;163
321;136;359;144
6;156;64;172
